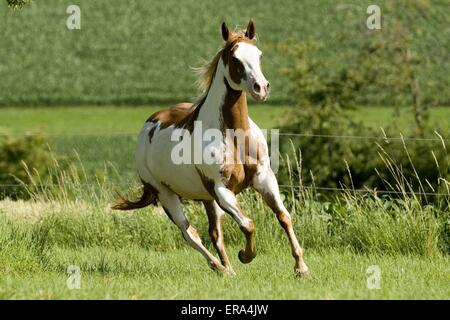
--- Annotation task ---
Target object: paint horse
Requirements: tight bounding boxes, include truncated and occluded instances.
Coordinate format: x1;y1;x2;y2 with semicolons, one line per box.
113;20;308;276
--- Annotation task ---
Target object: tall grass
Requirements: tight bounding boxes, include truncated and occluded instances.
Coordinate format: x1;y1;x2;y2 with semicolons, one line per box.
1;138;448;264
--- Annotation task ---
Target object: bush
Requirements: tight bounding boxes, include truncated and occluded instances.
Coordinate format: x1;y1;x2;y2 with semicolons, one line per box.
277;31;450;199
6;0;32;8
0;132;57;199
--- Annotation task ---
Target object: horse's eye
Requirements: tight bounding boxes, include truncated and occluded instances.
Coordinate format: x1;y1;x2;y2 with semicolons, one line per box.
232;56;239;64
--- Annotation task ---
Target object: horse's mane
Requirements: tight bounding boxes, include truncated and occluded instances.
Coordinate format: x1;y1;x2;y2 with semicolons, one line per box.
192;28;251;106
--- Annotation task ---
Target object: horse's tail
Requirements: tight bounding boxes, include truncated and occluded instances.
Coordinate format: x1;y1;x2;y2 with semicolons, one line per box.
112;182;158;210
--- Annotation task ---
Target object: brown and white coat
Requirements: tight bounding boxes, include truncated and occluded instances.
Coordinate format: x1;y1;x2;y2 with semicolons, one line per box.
114;21;308;276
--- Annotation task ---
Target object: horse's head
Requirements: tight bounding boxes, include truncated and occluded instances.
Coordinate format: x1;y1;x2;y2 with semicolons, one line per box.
221;20;270;102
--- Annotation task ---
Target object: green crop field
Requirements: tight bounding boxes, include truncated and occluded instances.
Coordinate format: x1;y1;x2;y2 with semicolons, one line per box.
1;0;449;106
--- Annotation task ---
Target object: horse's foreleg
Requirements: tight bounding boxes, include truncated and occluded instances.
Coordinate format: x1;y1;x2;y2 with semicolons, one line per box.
213;184;256;264
203;200;235;275
158;190;227;273
253;169;308;275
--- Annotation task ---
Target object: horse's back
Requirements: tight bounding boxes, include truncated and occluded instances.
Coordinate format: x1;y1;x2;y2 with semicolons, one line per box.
145;102;195;128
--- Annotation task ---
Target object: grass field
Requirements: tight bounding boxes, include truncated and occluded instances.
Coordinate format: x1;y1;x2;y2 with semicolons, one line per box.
0;104;289;134
1;0;449;301
0;187;448;299
2;247;448;299
1;105;449;135
0;105;449;299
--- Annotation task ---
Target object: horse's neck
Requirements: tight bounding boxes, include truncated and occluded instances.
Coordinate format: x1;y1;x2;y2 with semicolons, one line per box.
197;64;249;131
222;80;249;131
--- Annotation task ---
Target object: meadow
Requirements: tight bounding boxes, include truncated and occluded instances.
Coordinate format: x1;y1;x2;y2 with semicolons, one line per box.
1;0;449;300
0;105;449;299
1;179;449;299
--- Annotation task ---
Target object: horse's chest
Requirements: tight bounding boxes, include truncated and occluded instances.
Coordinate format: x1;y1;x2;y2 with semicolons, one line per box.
221;163;257;194
220;138;259;194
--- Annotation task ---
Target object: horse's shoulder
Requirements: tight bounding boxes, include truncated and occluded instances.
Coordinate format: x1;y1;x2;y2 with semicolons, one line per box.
146;103;195;128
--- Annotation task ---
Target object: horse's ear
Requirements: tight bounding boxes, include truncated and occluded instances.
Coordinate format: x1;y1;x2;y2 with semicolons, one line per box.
245;19;255;40
221;22;230;41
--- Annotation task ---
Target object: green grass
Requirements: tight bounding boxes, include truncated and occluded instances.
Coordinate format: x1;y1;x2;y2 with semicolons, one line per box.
0;104;448;299
1;105;449;184
0;179;448;299
0;104;290;135
1;0;449;106
1;247;448;299
347;106;450;132
1;105;449;134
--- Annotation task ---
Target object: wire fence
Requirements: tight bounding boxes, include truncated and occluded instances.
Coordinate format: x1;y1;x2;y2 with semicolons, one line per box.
1;131;449;142
0;130;448;196
0;180;448;197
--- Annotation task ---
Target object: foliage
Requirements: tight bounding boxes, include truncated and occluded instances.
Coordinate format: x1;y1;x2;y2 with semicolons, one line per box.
0;132;66;199
6;0;31;8
278;26;450;196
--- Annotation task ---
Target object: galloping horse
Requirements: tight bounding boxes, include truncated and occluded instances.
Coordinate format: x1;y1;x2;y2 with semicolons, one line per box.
113;20;308;276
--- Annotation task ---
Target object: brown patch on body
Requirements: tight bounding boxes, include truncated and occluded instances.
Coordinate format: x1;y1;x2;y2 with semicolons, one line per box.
187;225;200;238
195;167;217;199
220;78;261;194
222;78;249;130
146;98;206;133
276;211;291;230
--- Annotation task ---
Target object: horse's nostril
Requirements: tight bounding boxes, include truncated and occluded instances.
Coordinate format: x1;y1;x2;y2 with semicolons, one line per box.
253;83;261;93
266;82;270;90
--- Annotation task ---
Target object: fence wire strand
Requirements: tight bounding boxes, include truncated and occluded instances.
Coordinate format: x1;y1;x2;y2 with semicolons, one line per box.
1;131;449;142
0;181;448;197
1;130;448;196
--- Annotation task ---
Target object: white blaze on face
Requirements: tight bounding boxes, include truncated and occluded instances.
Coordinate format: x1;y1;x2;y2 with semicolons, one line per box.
233;42;269;101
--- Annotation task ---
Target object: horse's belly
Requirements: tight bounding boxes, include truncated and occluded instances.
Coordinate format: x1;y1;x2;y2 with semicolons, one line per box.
151;160;213;200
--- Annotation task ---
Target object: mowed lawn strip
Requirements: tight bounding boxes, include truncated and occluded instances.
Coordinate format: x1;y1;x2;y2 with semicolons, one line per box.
1;106;449;135
0;104;290;135
1;246;448;299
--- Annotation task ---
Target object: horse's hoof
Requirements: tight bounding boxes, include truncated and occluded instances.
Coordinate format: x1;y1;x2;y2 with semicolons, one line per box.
294;262;309;277
238;249;255;264
226;267;236;276
209;261;228;274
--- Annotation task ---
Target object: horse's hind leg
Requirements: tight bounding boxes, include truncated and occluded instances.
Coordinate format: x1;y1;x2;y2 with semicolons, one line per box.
213;184;256;264
203;200;235;275
157;189;227;274
253;169;308;276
